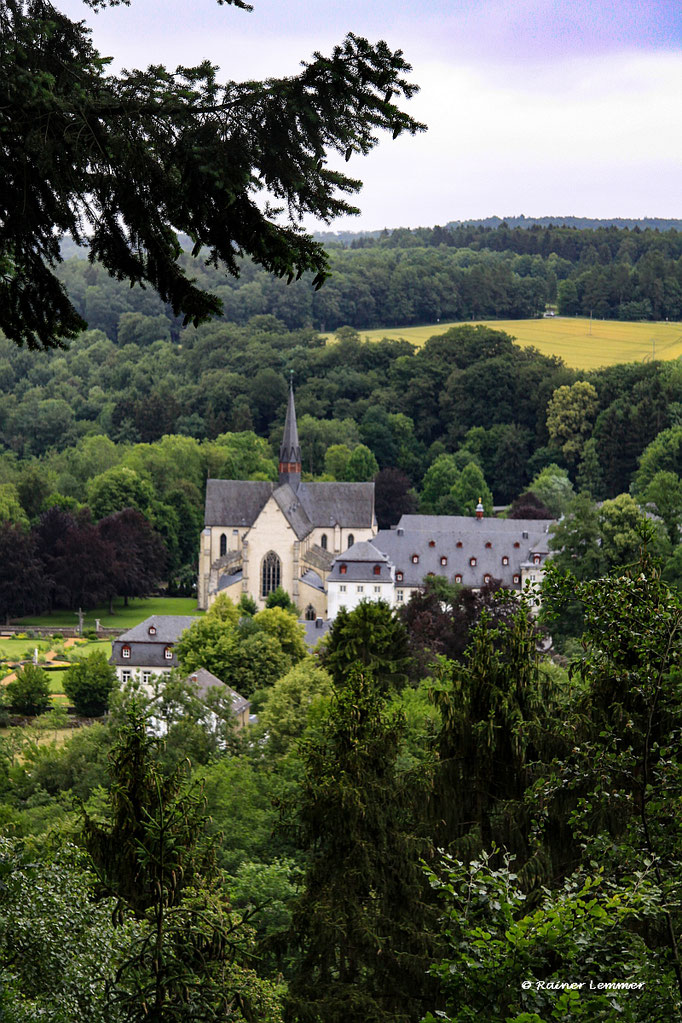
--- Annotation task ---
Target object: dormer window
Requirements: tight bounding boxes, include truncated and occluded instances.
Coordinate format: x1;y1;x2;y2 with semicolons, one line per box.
440;556;447;566
373;565;381;575
470;557;477;567
427;572;435;577
485;541;492;548
534;555;541;565
502;556;509;566
428;540;435;548
514;541;520;548
396;571;404;582
455;574;462;584
148;625;157;636
122;645;131;659
513;574;520;584
164;646;173;661
522;531;529;539
340;564;347;574
456;541;463;548
412;554;419;564
484;574;491;584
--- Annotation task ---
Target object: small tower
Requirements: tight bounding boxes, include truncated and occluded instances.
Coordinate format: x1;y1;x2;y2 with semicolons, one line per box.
279;375;302;486
475;497;484;520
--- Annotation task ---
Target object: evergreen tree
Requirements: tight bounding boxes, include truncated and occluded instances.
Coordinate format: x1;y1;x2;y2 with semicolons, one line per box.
285;666;436;1023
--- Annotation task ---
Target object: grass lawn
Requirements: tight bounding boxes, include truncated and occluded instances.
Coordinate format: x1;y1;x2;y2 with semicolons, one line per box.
326;317;682;370
17;596;203;631
0;638;52;661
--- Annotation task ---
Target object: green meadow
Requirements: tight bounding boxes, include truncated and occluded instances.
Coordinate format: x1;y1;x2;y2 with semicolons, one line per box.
17;596;202;631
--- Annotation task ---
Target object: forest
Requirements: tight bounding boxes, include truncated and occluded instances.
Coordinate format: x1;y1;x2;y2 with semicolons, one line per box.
3;230;682;1018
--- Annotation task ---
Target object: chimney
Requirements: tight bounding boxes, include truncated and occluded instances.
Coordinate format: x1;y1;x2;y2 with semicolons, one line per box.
315;617;324;630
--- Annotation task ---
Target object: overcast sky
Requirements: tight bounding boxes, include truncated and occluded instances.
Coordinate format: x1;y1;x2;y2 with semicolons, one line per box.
60;0;682;231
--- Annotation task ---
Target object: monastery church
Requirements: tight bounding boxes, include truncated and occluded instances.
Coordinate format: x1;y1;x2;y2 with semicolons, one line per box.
198;382;377;619
198;381;554;620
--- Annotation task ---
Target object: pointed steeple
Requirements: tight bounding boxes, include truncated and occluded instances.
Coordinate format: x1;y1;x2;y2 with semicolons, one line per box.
279;374;302;486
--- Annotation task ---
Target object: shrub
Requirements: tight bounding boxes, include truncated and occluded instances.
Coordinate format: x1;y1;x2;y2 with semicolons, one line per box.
63;651;117;717
6;665;52;716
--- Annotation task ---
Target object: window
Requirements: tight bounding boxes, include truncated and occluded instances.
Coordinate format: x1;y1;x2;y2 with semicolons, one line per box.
373;565;381;575
374;585;381;593
534;555;541;565
321;533;328;550
219;532;227;557
513;574;520;584
357;585;364;593
485;541;492;548
396;571;403;582
484;574;491;584
305;604;316;621
122;669;131;683
522;531;529;539
428;539;435;547
427;571;435;577
164;646;173;661
261;550;281;597
514;541;520;548
340;584;347;592
440;556;448;566
347;534;354;548
456;540;463;548
148;625;156;636
412;554;419;564
122;645;131;659
340;564;347;575
502;556;509;566
396;590;404;602
455;574;462;584
142;671;151;685
470;557;477;567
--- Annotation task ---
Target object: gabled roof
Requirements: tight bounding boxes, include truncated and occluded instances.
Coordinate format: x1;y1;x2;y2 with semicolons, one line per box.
187;667;250;715
204;480;375;537
116;615;199;644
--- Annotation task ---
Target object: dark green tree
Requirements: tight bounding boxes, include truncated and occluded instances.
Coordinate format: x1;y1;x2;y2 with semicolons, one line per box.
322;600;411;692
285;666;436;1023
5;663;52;716
63;650;118;716
1;0;424;350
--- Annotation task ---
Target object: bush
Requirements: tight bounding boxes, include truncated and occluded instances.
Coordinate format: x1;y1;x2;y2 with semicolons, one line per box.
63;652;118;717
6;665;52;716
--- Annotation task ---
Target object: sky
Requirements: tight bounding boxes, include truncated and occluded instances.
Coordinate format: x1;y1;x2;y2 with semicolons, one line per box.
59;0;682;232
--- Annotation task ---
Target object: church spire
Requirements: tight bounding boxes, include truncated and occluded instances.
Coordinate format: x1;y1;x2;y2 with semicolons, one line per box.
279;374;302;486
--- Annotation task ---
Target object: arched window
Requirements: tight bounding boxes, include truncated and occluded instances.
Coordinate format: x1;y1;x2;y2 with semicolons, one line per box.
347;534;354;548
321;533;328;550
219;533;227;557
261;551;281;597
305;604;316;621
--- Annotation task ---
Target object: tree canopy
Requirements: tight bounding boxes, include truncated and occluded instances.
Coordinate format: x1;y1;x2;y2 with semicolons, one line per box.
1;0;424;349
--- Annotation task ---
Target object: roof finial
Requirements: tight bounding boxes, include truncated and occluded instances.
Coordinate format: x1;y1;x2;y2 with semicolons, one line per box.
475;497;484;520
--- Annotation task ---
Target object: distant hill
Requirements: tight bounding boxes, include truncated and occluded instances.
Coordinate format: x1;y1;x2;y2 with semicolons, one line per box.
313;216;682;246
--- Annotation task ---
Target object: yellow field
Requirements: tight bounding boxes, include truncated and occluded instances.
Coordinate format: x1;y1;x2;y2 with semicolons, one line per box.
329;318;682;370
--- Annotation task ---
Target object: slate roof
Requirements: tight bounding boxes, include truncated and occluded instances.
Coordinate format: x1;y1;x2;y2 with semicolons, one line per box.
373;515;554;590
302;618;331;650
187;667;250;716
110;615;199;668
204;480;375;538
300;568;325;591
328;540;393;582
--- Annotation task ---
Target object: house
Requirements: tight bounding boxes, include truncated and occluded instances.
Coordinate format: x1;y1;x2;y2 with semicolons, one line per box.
198;380;377;618
366;511;553;614
186;667;250;730
110;614;199;685
326;540;396;619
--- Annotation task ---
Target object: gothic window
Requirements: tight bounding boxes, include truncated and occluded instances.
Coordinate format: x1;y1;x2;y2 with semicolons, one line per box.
321;534;328;550
261;551;281;597
305;604;316;621
220;533;227;557
347;534;354;548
